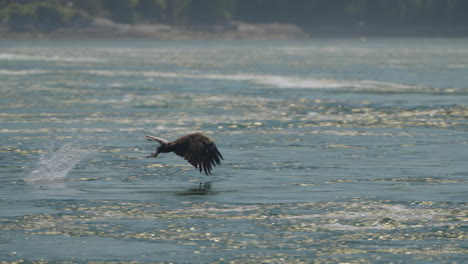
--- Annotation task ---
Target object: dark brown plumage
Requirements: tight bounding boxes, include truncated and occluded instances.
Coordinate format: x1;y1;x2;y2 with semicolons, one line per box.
145;132;223;175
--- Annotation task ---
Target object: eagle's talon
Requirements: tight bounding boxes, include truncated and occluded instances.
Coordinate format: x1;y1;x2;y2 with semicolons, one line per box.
146;152;159;158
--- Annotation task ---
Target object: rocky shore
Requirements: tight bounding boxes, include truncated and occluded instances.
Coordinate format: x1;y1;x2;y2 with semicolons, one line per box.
0;17;309;40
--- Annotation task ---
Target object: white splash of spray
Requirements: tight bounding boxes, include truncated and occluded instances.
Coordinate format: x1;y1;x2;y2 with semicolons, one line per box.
27;143;96;182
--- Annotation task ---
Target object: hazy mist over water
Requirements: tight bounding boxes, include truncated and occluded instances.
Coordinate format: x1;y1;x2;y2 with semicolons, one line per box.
0;38;467;263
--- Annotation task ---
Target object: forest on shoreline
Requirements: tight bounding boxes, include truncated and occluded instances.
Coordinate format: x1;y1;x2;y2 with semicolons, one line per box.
1;0;468;37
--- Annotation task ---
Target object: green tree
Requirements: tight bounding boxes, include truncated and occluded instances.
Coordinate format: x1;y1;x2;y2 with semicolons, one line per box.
35;2;64;31
3;2;36;31
103;0;136;23
189;0;236;25
136;0;167;22
166;0;190;25
72;0;105;17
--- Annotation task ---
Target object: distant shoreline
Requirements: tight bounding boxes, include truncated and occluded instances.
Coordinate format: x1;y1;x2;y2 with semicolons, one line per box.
2;20;467;40
0;21;310;40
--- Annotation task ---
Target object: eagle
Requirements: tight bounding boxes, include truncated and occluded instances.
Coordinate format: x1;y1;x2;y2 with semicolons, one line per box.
145;132;223;175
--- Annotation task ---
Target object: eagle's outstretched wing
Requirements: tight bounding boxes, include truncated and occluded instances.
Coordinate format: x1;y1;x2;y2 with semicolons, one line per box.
144;135;169;145
171;133;223;175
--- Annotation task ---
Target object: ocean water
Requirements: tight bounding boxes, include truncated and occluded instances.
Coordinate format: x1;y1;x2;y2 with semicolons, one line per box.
0;38;467;263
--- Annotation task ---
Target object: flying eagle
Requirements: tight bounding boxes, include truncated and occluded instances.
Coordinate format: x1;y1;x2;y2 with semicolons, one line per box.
145;132;223;175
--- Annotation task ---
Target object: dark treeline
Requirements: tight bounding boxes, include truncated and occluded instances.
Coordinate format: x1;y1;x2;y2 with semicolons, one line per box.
1;0;468;35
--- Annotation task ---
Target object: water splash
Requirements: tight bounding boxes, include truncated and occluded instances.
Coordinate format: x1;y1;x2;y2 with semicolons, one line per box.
27;143;96;182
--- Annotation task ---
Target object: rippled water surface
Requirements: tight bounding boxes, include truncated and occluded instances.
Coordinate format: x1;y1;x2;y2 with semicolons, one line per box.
1;38;467;263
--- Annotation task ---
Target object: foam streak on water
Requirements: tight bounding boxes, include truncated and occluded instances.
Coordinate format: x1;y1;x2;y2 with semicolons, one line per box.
86;69;430;91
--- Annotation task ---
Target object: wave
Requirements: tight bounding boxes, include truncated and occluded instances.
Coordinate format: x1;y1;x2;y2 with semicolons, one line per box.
0;67;439;92
0;67;434;91
0;53;103;62
0;69;50;75
86;70;429;91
